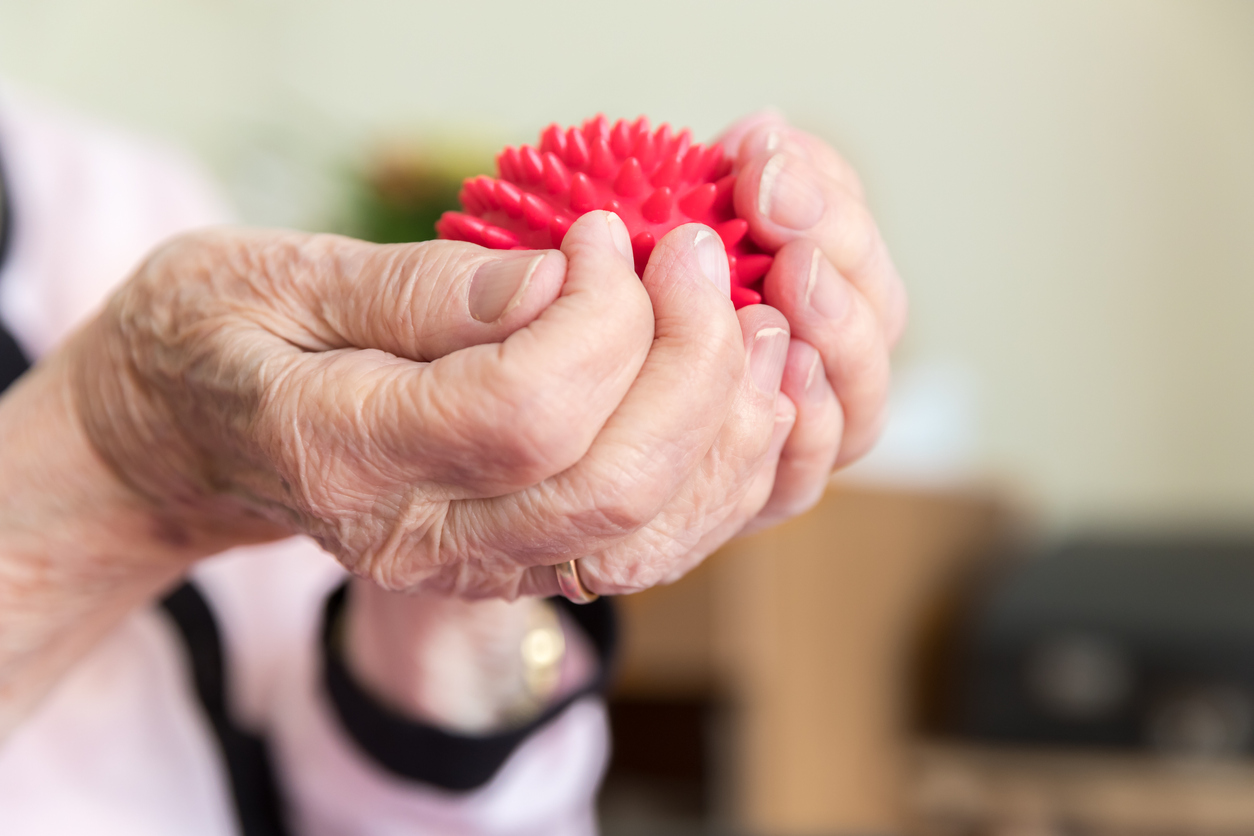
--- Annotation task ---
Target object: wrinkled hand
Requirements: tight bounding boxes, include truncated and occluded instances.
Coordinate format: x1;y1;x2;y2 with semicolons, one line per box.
71;213;788;596
71;115;904;599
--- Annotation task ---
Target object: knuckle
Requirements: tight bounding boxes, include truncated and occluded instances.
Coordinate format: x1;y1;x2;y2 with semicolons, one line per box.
687;306;746;387
352;501;450;591
709;306;747;360
474;388;594;488
515;401;594;475
472;433;560;490
597;554;673;595
773;467;828;520
740;469;779;522
396;239;476;314
322;239;439;350
834;298;889;378
427;363;593;491
614;278;657;342
835;197;885;279
571;488;663;541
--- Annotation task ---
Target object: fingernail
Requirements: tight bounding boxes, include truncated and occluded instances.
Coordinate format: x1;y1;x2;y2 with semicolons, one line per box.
469;253;543;322
605;212;634;263
750;327;789;394
693;229;730;294
803;247;849;320
803;352;828;402
758;153;824;230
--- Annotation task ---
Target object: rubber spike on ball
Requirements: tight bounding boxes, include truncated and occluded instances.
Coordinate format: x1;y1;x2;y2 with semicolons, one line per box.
438;115;774;308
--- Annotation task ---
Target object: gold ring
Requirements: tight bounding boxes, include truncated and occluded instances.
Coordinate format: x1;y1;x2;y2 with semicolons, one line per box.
554;559;598;604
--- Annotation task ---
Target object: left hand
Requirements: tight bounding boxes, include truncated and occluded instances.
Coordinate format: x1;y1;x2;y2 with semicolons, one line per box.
718;112;908;534
510;113;908;592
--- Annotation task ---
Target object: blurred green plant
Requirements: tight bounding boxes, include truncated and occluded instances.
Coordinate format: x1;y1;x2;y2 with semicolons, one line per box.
340;139;495;244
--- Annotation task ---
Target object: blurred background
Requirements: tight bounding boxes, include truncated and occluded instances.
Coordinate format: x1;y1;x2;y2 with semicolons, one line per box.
3;1;1253;833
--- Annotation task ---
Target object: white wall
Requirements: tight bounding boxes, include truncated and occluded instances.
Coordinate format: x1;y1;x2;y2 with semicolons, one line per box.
2;0;1252;532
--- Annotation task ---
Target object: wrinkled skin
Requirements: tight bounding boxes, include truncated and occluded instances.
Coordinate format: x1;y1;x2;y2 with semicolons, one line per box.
67;114;906;600
0;113;906;740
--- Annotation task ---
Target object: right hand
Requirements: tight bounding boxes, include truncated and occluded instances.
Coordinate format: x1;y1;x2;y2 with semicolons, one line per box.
69;212;792;598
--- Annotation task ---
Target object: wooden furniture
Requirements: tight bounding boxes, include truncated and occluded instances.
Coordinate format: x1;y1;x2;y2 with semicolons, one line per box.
613;482;1008;834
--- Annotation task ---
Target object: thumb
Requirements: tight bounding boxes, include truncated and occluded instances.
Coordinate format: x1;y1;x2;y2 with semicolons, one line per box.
259;231;569;361
252;213;654;500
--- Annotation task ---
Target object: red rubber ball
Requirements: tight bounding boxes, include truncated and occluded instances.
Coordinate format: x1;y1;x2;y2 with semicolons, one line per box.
436;115;772;309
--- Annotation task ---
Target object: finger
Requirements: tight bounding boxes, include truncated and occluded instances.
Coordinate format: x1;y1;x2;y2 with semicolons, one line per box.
676;390;797;550
733;147;908;347
720;112;866;201
563;303;792;596
258;212;656;501
517;564;561;598
209;228;569;361
762;241;891;467
515;387;798;599
449;222;749;575
716;109;788;158
747;339;843;529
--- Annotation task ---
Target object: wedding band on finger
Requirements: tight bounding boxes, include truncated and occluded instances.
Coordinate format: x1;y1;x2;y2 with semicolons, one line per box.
554;559;599;604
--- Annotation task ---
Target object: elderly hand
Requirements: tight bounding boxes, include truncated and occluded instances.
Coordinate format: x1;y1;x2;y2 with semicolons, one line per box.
61;115;903;600
67;212;786;597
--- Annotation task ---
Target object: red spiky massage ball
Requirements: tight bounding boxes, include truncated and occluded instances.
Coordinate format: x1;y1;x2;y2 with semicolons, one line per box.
436;115;772;309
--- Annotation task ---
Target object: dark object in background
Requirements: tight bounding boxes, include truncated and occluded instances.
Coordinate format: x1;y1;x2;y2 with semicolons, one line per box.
599;697;712;834
951;538;1254;756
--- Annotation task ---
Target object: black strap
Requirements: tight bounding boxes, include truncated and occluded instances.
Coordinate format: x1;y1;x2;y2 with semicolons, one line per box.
0;323;27;394
0;136;12;277
161;583;290;836
0;143;30;393
321;584;617;791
